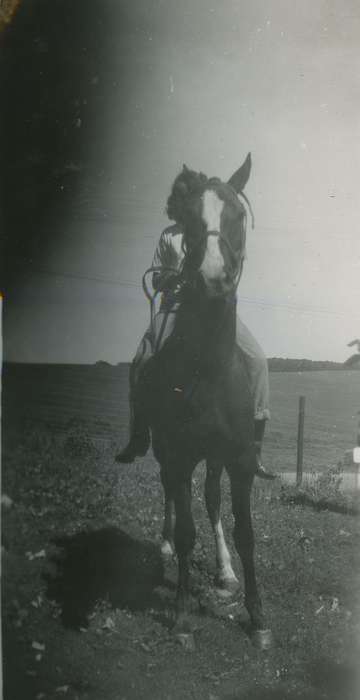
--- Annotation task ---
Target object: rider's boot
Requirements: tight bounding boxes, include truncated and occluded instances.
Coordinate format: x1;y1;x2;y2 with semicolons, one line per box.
115;361;150;464
115;397;150;463
254;419;276;480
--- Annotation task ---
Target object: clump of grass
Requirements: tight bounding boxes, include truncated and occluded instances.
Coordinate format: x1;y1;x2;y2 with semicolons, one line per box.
307;462;344;501
280;463;360;516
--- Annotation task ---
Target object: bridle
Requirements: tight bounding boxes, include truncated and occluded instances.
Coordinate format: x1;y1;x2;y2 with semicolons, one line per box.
142;188;253;351
203;229;245;291
142;236;242;353
180;185;252;293
180;227;245;297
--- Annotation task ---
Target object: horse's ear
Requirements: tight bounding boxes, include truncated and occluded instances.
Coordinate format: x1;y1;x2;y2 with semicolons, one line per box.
182;164;189;173
228;153;252;193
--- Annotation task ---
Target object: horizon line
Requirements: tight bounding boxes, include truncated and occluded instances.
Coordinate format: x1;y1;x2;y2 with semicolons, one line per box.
2;357;348;367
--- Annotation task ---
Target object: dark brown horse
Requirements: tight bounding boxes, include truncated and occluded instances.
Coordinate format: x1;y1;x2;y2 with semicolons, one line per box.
137;154;272;648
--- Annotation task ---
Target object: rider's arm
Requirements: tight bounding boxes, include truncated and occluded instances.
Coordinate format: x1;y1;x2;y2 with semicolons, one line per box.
151;229;181;292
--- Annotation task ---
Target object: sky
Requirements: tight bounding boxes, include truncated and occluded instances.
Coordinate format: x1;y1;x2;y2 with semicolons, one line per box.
2;0;360;363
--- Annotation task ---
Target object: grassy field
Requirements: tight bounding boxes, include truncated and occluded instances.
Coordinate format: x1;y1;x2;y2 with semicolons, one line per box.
3;363;360;472
2;364;360;699
267;370;360;474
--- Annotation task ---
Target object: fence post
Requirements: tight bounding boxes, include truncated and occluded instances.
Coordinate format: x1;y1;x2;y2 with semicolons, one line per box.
296;396;306;486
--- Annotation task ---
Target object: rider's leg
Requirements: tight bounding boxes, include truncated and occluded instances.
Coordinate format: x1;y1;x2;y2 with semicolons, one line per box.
115;310;177;463
115;333;152;463
235;316;275;480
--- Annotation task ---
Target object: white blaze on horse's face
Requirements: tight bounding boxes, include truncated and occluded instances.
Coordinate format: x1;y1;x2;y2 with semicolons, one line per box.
199;189;226;292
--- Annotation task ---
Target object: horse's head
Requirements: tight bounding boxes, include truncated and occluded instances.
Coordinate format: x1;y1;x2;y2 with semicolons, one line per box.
166;153;252;299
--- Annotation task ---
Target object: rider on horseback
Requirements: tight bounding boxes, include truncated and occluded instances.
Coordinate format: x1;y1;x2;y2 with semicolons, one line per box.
116;161;275;479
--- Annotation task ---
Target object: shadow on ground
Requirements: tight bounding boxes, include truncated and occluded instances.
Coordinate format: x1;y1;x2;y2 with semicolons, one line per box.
44;527;167;629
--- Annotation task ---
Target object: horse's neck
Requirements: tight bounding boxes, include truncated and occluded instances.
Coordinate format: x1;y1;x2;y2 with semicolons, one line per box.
177;297;236;372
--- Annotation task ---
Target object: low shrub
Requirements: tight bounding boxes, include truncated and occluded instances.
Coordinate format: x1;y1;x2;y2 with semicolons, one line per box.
280;462;360;515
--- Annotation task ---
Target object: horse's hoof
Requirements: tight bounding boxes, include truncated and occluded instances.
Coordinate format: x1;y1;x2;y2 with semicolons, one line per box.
215;588;235;601
215;577;240;597
251;628;273;650
160;540;174;560
173;620;197;651
172;610;199;634
175;632;196;651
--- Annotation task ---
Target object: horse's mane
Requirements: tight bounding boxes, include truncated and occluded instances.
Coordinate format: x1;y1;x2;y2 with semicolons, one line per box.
166;166;208;224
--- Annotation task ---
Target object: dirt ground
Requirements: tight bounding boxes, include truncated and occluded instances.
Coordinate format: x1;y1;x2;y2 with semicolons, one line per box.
2;412;360;700
2;364;360;699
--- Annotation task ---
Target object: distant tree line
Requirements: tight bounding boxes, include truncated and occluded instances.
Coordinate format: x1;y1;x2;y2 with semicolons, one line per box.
267;358;346;372
95;358;359;372
97;358;356;372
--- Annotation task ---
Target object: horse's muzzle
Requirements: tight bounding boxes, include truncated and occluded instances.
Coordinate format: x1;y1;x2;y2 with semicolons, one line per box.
199;270;237;299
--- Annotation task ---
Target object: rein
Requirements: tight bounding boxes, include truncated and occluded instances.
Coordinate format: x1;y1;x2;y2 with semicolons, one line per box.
142;186;253;352
142;265;183;352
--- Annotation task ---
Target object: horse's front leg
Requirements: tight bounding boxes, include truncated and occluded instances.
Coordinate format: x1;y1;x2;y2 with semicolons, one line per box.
173;471;196;623
160;466;175;559
227;456;272;649
205;459;239;591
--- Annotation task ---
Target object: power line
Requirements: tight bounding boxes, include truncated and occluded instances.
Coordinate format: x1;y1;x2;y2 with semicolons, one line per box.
237;295;358;319
35;268;141;288
28;267;360;319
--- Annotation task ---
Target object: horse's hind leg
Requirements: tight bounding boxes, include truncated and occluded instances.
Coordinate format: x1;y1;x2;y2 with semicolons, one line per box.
227;459;272;648
205;460;238;591
160;466;174;559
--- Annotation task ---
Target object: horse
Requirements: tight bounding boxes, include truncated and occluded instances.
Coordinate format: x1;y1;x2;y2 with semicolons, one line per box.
136;154;272;649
